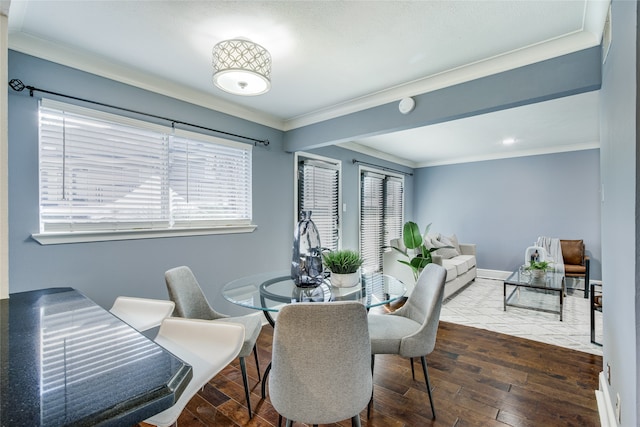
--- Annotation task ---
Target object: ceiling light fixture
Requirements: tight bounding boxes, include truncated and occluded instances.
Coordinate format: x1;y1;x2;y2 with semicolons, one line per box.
212;39;272;96
502;137;516;145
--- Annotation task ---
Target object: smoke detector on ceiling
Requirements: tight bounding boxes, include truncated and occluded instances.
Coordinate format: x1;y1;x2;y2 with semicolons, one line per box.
399;97;415;114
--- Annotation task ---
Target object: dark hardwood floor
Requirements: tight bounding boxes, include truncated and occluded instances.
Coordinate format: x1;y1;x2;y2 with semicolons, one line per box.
140;320;602;427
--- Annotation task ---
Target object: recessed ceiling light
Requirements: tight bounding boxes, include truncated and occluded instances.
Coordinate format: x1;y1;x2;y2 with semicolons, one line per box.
502;137;516;145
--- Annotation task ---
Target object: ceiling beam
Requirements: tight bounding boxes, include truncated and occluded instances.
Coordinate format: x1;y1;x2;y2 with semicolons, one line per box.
283;46;602;153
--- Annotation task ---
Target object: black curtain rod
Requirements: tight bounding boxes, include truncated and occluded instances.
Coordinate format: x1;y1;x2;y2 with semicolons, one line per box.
352;159;413;176
8;79;270;147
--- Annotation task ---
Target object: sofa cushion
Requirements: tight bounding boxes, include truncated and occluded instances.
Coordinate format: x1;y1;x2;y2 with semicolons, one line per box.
442;257;469;276
439;260;458;282
455;254;476;271
443;234;462;253
432;237;459;259
423;235;435;250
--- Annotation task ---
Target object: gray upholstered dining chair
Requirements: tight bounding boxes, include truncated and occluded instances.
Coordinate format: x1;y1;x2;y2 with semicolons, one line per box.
269;301;372;427
164;266;262;419
367;262;447;419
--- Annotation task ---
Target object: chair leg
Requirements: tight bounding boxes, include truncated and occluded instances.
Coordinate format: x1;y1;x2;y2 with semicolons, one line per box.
277;414;282;426
253;344;261;382
420;355;436;419
410;357;415;379
368;354;375;418
584;259;590;298
239;357;253;418
352;414;362;427
261;362;272;399
285;419;293;427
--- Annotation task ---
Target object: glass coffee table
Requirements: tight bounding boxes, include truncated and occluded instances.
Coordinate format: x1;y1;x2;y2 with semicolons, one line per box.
503;269;565;321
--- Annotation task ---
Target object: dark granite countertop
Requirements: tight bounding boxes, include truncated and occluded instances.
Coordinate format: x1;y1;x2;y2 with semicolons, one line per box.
0;287;192;427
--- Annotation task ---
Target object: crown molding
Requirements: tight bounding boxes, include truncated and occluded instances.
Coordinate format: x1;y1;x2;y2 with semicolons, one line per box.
414;142;600;168
337;142;417;169
8;0;609;134
8;33;285;130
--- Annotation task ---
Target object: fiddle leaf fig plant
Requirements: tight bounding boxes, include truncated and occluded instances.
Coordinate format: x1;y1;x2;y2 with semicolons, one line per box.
392;221;450;281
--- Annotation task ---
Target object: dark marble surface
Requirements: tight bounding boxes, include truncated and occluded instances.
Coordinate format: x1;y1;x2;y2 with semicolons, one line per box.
0;288;192;427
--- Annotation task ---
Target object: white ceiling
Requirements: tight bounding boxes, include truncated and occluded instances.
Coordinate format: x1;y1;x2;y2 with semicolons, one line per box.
6;0;609;166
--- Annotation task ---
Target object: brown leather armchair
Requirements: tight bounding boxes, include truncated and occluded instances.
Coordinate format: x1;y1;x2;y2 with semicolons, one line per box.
560;239;590;298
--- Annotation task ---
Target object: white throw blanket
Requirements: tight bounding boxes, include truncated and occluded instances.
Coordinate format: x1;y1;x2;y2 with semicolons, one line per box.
536;236;565;275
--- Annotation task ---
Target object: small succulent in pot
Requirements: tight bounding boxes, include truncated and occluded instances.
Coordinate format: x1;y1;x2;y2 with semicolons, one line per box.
526;260;551;271
525;259;552;281
322;249;364;274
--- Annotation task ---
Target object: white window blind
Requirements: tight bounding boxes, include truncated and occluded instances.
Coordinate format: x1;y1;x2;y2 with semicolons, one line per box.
359;170;404;273
38;99;252;235
297;158;340;251
384;176;404;246
170;129;252;227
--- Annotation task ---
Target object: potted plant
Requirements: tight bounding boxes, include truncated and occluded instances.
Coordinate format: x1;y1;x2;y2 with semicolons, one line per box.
322;249;364;287
525;260;551;281
391;222;450;282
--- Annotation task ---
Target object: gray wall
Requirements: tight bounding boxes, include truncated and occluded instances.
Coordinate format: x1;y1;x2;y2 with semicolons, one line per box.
7;51;414;313
412;149;602;279
599;1;638;424
7;51;294;313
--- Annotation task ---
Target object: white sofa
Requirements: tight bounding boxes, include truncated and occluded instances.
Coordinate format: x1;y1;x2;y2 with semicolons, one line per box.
383;235;477;299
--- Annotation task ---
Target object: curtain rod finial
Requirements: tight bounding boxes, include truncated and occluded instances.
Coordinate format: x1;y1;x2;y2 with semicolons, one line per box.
8;79;25;92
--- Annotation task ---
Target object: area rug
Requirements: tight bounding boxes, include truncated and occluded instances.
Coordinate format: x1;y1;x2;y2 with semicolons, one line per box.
440;277;603;356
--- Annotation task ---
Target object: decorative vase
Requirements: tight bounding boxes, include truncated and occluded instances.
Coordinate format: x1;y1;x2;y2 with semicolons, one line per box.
291;211;324;287
330;271;360;288
291;284;328;302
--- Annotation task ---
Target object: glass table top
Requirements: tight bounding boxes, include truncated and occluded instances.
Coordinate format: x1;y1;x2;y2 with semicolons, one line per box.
504;268;565;290
222;270;406;313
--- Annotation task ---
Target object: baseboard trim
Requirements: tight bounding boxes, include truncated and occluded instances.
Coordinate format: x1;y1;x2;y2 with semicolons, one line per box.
596;371;617;427
477;269;511;280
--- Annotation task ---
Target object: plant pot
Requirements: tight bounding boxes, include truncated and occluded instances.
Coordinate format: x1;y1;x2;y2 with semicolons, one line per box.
531;269;546;282
330;271;360;288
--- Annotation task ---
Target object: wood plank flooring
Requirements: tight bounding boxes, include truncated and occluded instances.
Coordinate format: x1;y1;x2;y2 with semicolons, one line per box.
140;320;602;427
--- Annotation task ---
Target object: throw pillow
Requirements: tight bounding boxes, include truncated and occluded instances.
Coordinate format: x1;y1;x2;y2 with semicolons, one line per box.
441;233;461;254
432;237;459;259
423;235;435;250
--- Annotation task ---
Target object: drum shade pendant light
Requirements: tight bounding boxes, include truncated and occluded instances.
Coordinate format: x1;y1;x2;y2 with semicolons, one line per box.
212;39;271;96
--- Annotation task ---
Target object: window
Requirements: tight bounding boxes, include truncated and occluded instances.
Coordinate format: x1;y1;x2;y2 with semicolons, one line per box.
359;168;404;273
295;153;341;252
35;99;254;244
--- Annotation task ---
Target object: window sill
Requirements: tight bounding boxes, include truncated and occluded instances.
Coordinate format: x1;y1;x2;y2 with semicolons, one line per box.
31;225;258;245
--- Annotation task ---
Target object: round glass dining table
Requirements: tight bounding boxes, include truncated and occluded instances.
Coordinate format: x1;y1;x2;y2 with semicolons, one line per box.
222;270;406;398
222;270;406;326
